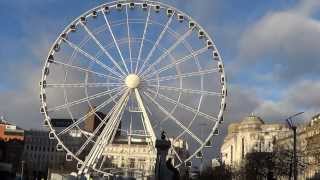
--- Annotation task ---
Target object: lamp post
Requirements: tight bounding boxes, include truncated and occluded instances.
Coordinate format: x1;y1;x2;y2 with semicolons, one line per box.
285;112;304;180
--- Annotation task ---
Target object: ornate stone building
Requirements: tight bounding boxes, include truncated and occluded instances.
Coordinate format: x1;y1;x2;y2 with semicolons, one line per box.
275;113;320;179
220;115;289;167
305;114;320;177
221;113;320;179
103;136;189;179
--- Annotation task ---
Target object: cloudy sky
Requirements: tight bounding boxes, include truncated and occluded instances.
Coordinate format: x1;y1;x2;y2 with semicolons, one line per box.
0;0;319;154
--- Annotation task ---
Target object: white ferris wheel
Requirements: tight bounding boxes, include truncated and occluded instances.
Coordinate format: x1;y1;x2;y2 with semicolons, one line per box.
40;0;227;177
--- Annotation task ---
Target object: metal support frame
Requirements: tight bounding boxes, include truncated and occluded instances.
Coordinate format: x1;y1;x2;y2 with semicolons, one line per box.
134;88;156;145
78;89;130;175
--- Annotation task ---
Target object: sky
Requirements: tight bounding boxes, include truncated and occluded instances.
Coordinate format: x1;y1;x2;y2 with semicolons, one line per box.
0;0;319;156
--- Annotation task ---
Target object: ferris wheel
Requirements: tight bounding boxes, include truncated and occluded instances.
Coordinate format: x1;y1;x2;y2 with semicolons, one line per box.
40;0;227;176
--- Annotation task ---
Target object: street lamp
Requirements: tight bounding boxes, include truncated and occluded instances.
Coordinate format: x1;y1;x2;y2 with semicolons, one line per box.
285;112;304;180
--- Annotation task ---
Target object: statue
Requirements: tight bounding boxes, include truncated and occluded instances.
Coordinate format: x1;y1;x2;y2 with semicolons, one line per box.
155;131;180;180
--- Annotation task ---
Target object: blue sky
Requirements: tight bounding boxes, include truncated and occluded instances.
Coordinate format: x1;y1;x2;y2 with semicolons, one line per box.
0;0;319;155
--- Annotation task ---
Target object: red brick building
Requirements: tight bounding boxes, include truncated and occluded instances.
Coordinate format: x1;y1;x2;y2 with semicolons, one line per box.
0;118;24;142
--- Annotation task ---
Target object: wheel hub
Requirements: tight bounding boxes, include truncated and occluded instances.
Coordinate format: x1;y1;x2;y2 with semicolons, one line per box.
125;74;140;88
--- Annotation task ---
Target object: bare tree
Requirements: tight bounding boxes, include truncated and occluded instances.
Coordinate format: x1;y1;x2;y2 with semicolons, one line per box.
194;163;232;180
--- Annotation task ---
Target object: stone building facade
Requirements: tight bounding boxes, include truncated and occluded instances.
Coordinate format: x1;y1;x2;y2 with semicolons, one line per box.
103;136;188;179
305;114;320;178
220;115;289;167
275;113;320;179
221;114;320;179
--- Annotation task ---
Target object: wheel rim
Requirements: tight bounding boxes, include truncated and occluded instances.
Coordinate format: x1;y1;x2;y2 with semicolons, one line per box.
40;0;227;176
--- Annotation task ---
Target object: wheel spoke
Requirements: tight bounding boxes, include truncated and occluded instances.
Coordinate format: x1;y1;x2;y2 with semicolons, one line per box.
144;68;219;83
75;101;119;156
144;84;221;96
52;59;122;81
47;86;123;112
144;91;204;145
171;146;183;163
146;88;218;122
125;5;133;73
101;9;129;74
78;89;130;173
140;29;193;77
143;47;208;80
40;0;227;173
109;94;128;143
46;82;123;88
137;15;174;75
134;88;156;146
80;22;128;76
57;88;126;136
62;38;124;78
135;6;151;74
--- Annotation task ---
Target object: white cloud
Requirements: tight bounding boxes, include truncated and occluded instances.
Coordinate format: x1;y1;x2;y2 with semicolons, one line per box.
218;79;320;125
254;80;320;123
225;0;320;125
237;0;320;81
224;85;261;121
295;0;320;16
239;11;320;59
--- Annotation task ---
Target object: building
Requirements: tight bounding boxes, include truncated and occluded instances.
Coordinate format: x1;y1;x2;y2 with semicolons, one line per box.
22;130;83;179
221;113;320;179
103;136;156;179
275;113;320;179
84;109;106;133
220;115;289;167
305;114;320;177
23;130;61;179
0;118;25;178
0;117;24;142
84;109;121;136
103;136;189;179
0;139;24;178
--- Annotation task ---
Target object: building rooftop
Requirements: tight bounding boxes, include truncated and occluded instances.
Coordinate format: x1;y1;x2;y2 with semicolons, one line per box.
240;115;265;125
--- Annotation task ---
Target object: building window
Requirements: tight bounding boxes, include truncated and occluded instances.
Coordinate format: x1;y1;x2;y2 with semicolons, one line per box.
230;145;233;164
129;158;135;168
273;136;276;144
241;137;245;159
259;141;262;152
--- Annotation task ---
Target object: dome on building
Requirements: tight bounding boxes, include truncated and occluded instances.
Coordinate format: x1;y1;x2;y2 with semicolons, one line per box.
240;115;265;125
